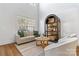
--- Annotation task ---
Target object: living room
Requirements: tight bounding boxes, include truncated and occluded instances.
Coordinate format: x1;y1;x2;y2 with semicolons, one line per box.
0;3;79;56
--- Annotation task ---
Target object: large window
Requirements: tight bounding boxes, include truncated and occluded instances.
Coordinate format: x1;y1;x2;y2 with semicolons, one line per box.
17;16;35;32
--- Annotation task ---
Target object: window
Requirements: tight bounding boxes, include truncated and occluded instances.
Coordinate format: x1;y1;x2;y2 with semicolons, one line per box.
17;16;35;32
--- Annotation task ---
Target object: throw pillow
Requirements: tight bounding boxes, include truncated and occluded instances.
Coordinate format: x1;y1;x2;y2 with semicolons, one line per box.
23;31;28;37
18;30;24;37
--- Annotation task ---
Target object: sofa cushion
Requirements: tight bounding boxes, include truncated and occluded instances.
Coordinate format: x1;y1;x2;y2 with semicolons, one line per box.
25;31;33;36
18;29;33;38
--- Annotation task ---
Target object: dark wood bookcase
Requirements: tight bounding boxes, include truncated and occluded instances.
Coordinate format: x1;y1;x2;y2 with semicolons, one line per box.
45;14;61;42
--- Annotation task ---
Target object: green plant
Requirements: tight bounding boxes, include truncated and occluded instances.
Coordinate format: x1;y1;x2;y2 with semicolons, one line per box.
18;30;24;37
33;31;40;37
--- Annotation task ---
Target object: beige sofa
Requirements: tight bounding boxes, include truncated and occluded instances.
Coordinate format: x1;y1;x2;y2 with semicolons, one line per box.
15;34;35;44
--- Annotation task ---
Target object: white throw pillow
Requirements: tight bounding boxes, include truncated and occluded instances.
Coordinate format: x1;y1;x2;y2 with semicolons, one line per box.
59;34;77;43
23;31;28;37
69;34;77;38
63;33;76;38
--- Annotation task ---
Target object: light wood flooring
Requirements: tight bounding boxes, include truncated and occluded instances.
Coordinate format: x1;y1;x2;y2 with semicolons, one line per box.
0;43;21;56
0;43;79;56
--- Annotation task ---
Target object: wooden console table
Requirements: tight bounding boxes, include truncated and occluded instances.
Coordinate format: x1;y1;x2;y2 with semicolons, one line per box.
35;37;50;48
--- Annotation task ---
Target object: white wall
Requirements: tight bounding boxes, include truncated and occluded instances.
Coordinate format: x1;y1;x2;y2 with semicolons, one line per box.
39;3;79;38
0;3;38;45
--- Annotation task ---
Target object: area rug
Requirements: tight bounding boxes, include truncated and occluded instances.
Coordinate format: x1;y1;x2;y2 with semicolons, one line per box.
15;41;53;56
15;41;44;56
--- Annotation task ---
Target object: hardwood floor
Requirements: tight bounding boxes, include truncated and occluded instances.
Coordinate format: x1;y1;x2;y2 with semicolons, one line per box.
76;46;79;56
0;44;21;56
0;43;79;56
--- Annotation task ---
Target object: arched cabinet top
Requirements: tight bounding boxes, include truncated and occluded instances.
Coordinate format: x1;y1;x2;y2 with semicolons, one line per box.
45;14;60;24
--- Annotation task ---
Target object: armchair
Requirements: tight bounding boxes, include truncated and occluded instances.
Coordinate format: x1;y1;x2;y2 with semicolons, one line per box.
44;37;78;56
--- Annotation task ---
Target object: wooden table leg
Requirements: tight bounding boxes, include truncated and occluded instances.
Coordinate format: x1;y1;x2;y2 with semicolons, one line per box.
36;40;38;46
36;40;42;46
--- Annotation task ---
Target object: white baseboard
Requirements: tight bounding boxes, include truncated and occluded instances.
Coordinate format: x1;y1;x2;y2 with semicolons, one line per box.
0;40;15;45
